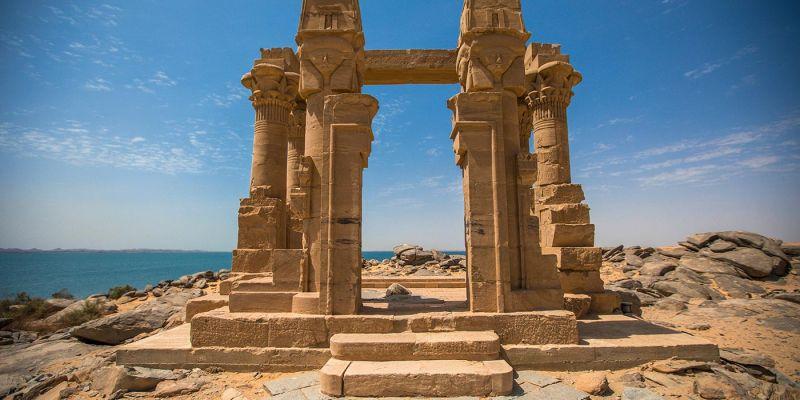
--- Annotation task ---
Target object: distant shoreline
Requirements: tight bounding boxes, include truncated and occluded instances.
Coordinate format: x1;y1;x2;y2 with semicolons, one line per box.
0;249;227;254
0;249;467;254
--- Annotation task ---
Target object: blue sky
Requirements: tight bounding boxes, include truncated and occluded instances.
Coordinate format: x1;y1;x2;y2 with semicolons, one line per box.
0;1;798;251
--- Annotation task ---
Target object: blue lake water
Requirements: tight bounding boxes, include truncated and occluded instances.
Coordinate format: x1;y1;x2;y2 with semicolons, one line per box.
0;250;465;299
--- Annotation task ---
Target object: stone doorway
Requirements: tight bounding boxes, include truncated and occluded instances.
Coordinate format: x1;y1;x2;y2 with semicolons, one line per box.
359;84;469;314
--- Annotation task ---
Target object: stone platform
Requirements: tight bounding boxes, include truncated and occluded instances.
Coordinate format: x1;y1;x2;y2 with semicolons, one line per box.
117;314;718;373
189;308;579;348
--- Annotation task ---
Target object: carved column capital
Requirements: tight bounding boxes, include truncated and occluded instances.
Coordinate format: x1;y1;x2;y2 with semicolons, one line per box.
241;63;299;112
525;61;582;122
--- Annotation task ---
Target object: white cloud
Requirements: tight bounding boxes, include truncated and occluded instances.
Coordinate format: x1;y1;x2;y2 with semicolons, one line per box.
149;71;177;87
684;45;759;79
84;78;112;92
0;118;247;175
201;83;247;108
426;147;442;157
739;155;779;169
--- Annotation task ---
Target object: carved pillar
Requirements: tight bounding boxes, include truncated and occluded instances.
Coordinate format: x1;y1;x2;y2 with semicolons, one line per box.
451;0;563;313
296;0;375;315
231;49;299;274
524;43;619;313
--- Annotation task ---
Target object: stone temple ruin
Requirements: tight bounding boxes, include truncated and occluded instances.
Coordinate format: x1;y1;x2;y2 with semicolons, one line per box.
118;1;719;397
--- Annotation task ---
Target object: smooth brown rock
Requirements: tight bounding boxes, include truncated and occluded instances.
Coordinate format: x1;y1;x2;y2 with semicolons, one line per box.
573;371;610;395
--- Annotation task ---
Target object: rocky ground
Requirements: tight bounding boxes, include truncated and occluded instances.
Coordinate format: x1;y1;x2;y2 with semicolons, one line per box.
0;231;797;399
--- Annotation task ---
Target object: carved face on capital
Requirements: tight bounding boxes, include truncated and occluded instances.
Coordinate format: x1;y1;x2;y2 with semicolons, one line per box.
459;34;525;94
298;36;363;97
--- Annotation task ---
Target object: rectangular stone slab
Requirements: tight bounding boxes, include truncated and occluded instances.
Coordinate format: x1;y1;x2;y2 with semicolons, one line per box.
116;325;331;372
503;314;719;370
363;49;458;85
330;331;500;361
341;359;513;397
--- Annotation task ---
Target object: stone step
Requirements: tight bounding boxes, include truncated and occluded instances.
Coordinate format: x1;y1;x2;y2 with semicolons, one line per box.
330;331;500;361
231;277;275;292
185;294;229;321
228;291;296;313
320;358;513;397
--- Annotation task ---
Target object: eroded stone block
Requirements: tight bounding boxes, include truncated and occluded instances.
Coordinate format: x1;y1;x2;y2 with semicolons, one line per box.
542;223;595;248
544;247;602;271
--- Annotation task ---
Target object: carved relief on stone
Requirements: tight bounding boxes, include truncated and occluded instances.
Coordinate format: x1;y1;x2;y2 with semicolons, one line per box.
241;64;299;109
518;98;532;151
517;152;538;187
299;0;362;33
460;0;526;38
289;156;314;221
298;37;365;97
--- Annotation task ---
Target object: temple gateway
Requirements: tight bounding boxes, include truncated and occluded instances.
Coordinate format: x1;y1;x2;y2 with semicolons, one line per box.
118;1;719;397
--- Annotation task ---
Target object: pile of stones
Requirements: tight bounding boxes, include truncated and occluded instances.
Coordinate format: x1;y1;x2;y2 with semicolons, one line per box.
361;244;466;276
602;231;799;313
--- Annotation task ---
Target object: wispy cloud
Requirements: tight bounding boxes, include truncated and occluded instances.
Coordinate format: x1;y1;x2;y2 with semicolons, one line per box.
684;45;758;79
596;116;640;129
0;118;247;175
577;115;800;187
201;83;248;108
84;78;112;92
125;71;177;94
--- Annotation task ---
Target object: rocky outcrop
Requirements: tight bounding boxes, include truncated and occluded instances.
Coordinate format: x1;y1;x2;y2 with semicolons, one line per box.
363;246;466;276
70;289;203;345
604;231;797;310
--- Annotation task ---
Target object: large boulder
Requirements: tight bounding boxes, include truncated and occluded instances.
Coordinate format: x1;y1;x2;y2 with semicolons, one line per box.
710;275;765;299
90;365;186;395
39;298;117;329
639;260;677;276
651;280;722;300
678;256;746;277
44;298;78;310
70;290;202;345
700;247;777;278
392;244;420;256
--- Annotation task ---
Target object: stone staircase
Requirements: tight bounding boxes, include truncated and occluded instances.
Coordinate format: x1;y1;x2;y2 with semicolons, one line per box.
319;330;514;397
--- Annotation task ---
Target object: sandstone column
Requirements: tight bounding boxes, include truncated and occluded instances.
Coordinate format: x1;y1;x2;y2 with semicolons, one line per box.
295;0;376;314
231;48;299;273
451;0;563;313
524;43;619;313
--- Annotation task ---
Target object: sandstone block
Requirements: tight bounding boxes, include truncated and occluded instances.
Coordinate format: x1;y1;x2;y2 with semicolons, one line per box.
319;359;350;397
185;294;228;321
341;359;513;397
329;331;500;361
535;184;585;205
542;224;595;248
540;203;590;225
563;293;592;318
545;247;602;271
227;291;296;313
559;270;605;294
589;291;622;314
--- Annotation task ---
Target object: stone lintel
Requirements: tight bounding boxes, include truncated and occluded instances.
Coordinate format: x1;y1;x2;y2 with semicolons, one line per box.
364;49;457;85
